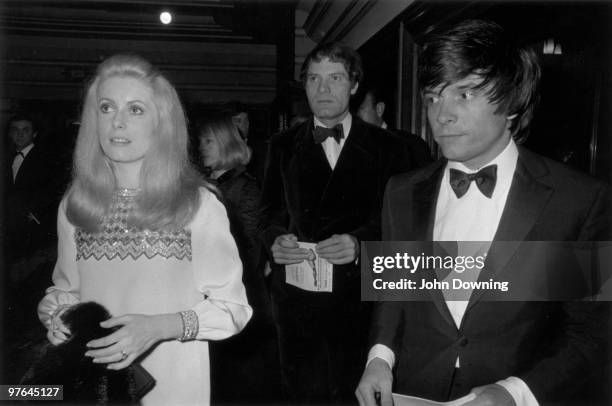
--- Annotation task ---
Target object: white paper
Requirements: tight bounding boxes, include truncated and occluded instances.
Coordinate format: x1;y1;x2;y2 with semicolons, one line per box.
285;242;333;292
392;392;476;406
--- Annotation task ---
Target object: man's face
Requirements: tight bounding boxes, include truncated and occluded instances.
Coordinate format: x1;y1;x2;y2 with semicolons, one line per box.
425;75;512;169
305;57;358;126
231;112;249;139
357;92;383;126
9;120;37;150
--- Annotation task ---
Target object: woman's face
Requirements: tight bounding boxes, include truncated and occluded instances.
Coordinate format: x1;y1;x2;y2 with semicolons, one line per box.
96;76;158;173
199;132;221;169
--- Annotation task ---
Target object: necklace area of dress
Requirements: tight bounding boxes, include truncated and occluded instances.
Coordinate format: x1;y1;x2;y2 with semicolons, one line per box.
115;188;140;197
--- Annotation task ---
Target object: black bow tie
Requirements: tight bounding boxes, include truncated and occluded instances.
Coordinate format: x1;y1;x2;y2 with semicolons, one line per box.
449;165;497;198
313;124;344;144
14;151;24;159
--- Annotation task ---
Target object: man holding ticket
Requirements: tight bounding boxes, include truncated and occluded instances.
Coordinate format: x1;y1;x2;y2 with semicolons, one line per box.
259;41;414;403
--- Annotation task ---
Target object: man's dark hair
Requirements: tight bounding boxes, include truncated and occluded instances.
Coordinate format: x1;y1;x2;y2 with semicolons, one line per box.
365;85;384;106
300;42;363;86
219;100;248;118
8;112;37;134
351;83;385;115
419;19;540;141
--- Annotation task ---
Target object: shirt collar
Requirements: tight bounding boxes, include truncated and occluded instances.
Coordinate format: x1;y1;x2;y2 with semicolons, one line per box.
19;143;35;157
447;138;518;173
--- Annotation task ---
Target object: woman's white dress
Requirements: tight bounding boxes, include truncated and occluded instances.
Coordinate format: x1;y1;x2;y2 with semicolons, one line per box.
38;188;252;406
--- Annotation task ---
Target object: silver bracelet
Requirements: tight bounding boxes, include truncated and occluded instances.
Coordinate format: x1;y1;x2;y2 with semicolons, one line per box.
178;310;198;341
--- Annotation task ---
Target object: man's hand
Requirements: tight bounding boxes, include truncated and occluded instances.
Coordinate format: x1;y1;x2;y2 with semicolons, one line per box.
271;234;310;264
355;358;393;406
316;234;359;264
463;384;516;406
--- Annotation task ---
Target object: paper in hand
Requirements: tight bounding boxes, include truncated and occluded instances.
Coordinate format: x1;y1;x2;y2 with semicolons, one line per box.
285;242;333;292
391;392;476;406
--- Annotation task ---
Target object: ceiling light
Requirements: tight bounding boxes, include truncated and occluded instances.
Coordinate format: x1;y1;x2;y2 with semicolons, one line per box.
160;11;172;25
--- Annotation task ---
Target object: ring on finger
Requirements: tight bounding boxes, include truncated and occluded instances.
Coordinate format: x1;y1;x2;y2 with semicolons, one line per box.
120;350;128;361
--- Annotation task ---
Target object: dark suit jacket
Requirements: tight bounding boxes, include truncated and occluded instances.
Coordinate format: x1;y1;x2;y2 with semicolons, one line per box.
372;146;611;403
386;128;433;169
3;144;63;259
259;116;414;302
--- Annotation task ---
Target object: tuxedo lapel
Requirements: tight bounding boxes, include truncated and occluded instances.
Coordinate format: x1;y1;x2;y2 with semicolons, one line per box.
291;119;333;193
12;145;41;189
409;163;457;328
466;147;554;310
409;165;443;241
294;119;331;173
321;119;375;203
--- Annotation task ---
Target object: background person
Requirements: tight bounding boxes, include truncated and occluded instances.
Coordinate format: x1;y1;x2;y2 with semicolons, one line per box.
355;85;432;168
3;113;62;262
259;41;415;403
198;115;280;402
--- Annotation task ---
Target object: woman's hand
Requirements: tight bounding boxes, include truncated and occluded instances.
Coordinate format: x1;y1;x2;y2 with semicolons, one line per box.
85;313;183;370
48;305;72;345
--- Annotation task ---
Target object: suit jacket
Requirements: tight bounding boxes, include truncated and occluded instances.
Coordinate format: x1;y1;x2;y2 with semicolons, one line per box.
372;146;611;403
386;128;433;169
259;116;414;302
3;144;64;260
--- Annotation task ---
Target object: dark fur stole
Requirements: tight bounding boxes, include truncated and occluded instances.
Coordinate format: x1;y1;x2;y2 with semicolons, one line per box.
20;302;155;405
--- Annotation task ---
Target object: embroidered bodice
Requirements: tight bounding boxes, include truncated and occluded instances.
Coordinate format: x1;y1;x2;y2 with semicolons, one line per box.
75;190;192;261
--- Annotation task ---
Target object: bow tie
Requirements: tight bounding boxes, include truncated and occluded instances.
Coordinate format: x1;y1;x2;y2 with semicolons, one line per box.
313;124;344;144
449;165;497;198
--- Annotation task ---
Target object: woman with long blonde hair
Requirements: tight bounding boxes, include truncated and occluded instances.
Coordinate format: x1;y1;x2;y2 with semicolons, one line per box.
38;54;251;405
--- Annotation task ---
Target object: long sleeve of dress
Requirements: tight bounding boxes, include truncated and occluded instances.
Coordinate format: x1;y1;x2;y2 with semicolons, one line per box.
38;198;80;330
190;190;253;341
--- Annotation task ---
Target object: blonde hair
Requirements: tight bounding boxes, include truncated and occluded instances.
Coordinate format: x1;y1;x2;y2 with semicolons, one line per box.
66;54;204;231
199;115;251;171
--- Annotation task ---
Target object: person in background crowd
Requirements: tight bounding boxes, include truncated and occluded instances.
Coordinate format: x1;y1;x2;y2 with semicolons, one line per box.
2;112;68;385
220;100;268;184
3;113;60;262
199;115;261;283
259;41;415;404
220;100;250;141
37;54;251;405
199;115;280;403
356;85;432;168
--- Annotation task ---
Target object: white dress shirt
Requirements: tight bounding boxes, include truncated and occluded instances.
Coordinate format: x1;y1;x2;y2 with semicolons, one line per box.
12;142;34;181
313;113;352;170
368;139;538;406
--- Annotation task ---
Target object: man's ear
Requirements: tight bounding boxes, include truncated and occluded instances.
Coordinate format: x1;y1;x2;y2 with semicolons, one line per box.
33;131;38;139
350;81;359;95
375;102;385;120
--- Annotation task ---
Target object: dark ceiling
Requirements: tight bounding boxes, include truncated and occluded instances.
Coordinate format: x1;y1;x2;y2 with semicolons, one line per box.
1;0;297;43
0;0;300;106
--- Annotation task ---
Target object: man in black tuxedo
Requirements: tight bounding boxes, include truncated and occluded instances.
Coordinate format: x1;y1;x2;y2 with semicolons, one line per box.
3;114;59;261
260;42;414;403
356;20;611;406
356;85;432;168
